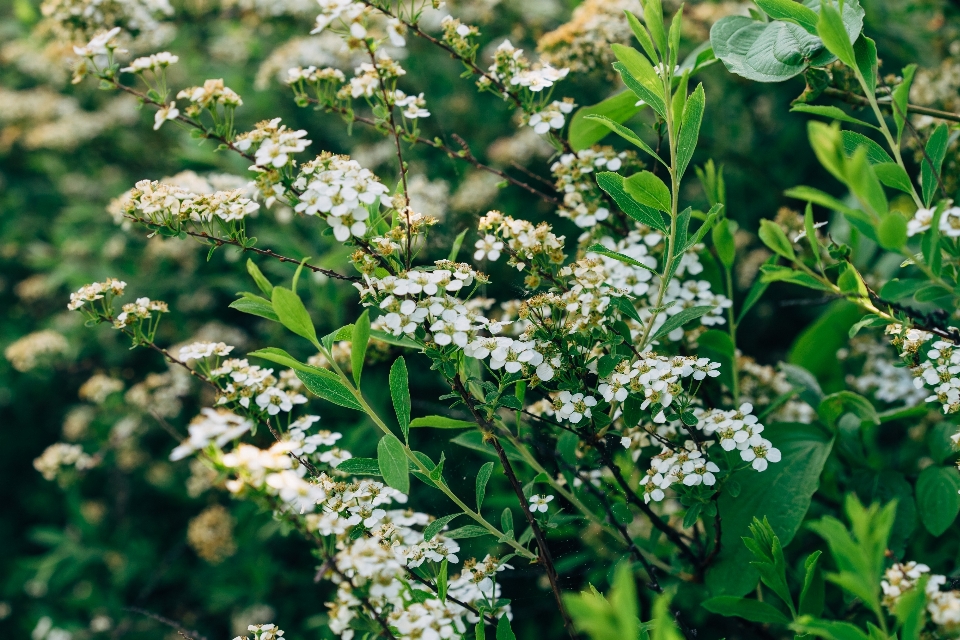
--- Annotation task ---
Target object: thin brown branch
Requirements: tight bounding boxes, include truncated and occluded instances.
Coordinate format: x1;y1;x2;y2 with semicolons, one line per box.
821;87;960;124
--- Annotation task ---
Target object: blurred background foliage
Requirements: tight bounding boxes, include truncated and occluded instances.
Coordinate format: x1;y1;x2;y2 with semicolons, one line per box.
2;0;960;637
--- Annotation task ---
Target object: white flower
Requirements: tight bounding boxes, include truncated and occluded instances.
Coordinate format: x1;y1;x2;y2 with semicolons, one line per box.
939;206;960;237
740;437;781;471
154;102;179;130
529;494;553;513
907;206;934;236
474;234;504;261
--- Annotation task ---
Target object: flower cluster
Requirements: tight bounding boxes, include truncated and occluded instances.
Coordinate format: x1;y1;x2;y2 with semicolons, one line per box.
906;205;960;237
696;403;780;470
67;278;127;311
552;147;634;228
42;0;172;40
113;296;169;328
478;210;566;265
4;330;70;372
601;354;721;415
912;339;960;414
236;118;312;171
34;443;97;481
483;40;569;93
170;408;253;461
339;56;406;101
234;623;285;640
640;441;720;503
881;562;960;631
465;336;560;381
209;357;308;416
292;152;389;241
177;78;243;110
121;51;178;73
439;15;479;57
311;0;366;36
527;99;575;134
116;179;261;226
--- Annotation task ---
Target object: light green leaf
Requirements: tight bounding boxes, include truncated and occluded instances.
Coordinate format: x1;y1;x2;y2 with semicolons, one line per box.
651;305;715;342
792;619;870;640
922;123;948;207
758;219;796;259
799;551;825;616
390;357;411;442
496;615;517;640
476;461;494;511
877;212;907;250
246;258;273;296
755;0;819;32
247;347;316;374
817;0;857;67
297;369;362;411
377;433;410;493
712;217;736;268
915;466;960;536
570;92;645;151
625;9;658;62
612;58;668;119
818;390;878;430
229;294;278;322
624;170;672;212
676;84;705;179
585;244;658;273
791;104;876;130
423;514;462;541
784;185;858;216
583;115;664;165
845;147;887;217
351;309;370;387
596;172;669;233
644;0;667;55
272;286;319;348
701;596;790;624
892;64;917;143
410;416;476;429
841;130;892;164
448;228;469;261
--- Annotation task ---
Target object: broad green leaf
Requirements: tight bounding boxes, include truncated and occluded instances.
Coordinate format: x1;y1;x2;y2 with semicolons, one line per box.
712;217;736;268
297;369;363;411
892;64;917;142
334;457;381;476
496;614;517;640
878;277;926;301
609;562;639;640
791;104;876;130
651;305;715;342
921;123;948;207
410;416;475;429
877;212;907;250
816;0;857;67
755;0;819;32
758;219;795;259
854;35;877;96
377;433;409;493
874;162;914;194
476;461;494;511
229;294;278;322
583;115;664;165
808;120;847;183
272;286;319;348
837;263;868;298
701;596;790;624
841;130;892;165
928;422;959;465
390;357;411;442
818;390;878;430
569;91;644;151
586;244;658;273
596;172;669;233
624;170;672;212
845;147;887;217
706;422;834;596
612;60;668;120
792;619;870;640
423;513;462;541
625;10;658;62
501;507;513;534
246;258;273;296
351;309;370;387
915;466;960;536
676;84;705;179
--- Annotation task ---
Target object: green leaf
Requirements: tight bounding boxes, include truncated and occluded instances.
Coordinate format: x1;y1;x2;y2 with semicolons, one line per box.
892;64;917;143
612;59;668;120
351;309;370;387
922;123;948;207
710;18;813;83
501;507;513;534
738;256;778;323
377;433;409;494
818;390;878;429
445;525;493;539
272;286;319;348
676;84;705;180
247;347;317;374
896;574;928;640
854;36;877;96
816;0;857;67
915;465;960;536
841;130;892;164
644;0;667;56
791;104;876;130
586;244;658;273
596;172;669;233
476;461;494;511
784;185;858;216
246;259;274;296
423;513;462;541
569;91;644;151
758;219;796;260
334;457;381;476
799;551;825;617
624;170;672;213
496;614;517;640
229;294;278;322
651;305;715;342
846;147;888;217
755;0;819;32
437;559;448;602
712;217;736;268
874;163;914;194
928;422;959;465
583;115;663;165
625;10;659;63
706;422;834;596
701;596;790;624
296;367;360;410
410;416;476;429
877;212;907;250
792;619;870;640
390;357;411;442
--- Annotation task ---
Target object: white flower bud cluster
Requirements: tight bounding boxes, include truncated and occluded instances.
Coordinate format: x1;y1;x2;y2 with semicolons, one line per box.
439;15;479;54
177;78;242;108
640;441;720;503
913;340;960;414
601;354;721;420
292;152;389;241
886;323;933;357
67;278;127;310
311;0;366;36
34;442;97;481
121;51;178;73
394;90;430;119
339;56;406;100
478;210;566;264
528;99;575;134
464;336;560;381
484;40;569;92
285;65;346;85
881;561;960;631
209;358;307;416
120;179;261;224
235;117;311;170
113;296;168;328
233;623;284;640
178;341;234;362
696;402;780;470
170;408;253;461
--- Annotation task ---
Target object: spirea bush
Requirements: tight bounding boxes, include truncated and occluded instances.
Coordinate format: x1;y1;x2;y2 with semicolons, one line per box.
8;0;960;638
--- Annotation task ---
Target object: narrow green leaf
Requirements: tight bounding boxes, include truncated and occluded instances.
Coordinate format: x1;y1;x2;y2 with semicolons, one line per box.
625;10;658;63
248;347;316;374
424;513;462;541
791;104;877;130
229;294;278;322
596;172;669;233
583;115;664;165
410;416;476;429
246;259;273;296
334;457;381;476
784;185;859;216
651;305;715;341
377;433;410;493
476;461;494;511
448;229;469;261
644;0;667;55
297;369;363;411
390;357;411;442
758;219;796;260
569;91;645;151
712;217;736;269
922;123;948;207
586;244;658;273
351;309;370;387
501;507;514;534
445;525;494;539
437;559;449;602
854;36;877;97
682;204;721;253
892;64;917;142
817;0;857;67
754;0;819;32
272;286;319;347
624;170;672;212
799;550;825;617
676;84;705;179
701;596;790;624
613;61;668;120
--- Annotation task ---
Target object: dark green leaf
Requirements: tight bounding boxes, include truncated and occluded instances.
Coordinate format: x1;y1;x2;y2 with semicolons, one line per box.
272;286;319;347
569;91;645;151
799;551;825;616
377;433;409;493
424;514;462;541
915;466;960;536
596;172;669;233
624;170;672;212
445;525;493;539
496;614;517;640
476;461;494;511
651;305;715;342
410;416;476;429
351;309;370;387
676;84;705;179
922;123;948;207
335;457;381;476
701;596;790;624
297;369;362;411
791;104;876;130
582;115;663;165
229;294;278;321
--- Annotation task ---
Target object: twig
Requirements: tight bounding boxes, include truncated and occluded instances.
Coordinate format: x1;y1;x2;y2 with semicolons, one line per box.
821;87;960;124
124;607;207;640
